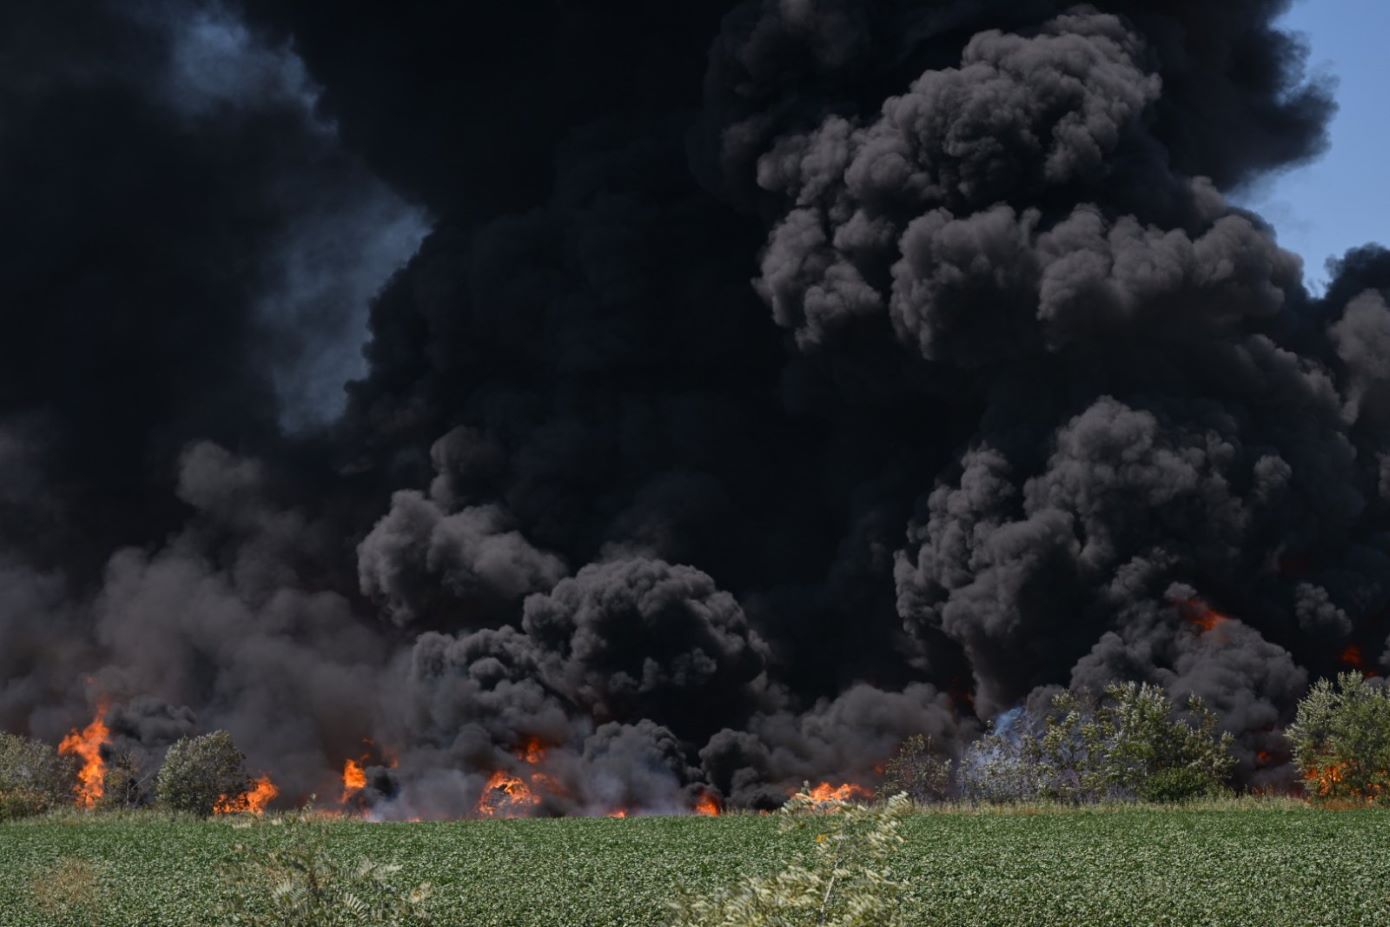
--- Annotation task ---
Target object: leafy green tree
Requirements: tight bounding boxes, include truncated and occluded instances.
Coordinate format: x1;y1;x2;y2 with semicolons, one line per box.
1034;683;1235;803
880;734;953;804
157;731;250;816
0;732;75;819
960;713;1044;803
1286;672;1390;803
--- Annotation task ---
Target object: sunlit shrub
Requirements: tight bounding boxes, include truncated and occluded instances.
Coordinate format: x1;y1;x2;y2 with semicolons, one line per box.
1286;672;1390;803
157;731;250;816
672;788;912;927
0;732;75;819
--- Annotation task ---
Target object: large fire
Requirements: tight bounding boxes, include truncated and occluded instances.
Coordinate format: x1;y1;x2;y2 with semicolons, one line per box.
57;704;110;809
341;758;367;804
476;770;540;817
214;775;279;815
693;790;721;817
805;781;873;803
474;738;550;817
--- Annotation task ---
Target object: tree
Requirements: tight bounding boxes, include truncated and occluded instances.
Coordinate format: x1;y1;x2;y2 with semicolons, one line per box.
0;732;75;819
157;731;251;816
98;749;150;811
1033;683;1235;803
960;711;1044;803
1286;672;1390;803
880;734;952;804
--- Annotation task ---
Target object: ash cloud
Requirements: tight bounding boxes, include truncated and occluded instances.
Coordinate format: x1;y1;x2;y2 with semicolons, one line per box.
1;0;1386;814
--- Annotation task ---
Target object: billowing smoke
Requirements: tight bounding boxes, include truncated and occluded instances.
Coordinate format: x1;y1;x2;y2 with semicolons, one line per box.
2;0;1386;814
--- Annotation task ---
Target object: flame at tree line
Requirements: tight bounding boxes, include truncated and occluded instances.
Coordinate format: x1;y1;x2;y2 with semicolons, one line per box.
806;782;873;803
26;698;1336;816
34;704;1390;813
213;775;279;815
57;703;110;809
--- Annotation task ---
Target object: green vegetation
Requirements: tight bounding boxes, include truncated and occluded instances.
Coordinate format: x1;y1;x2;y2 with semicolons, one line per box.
157;731;251;817
1286;671;1390;803
3;803;1390;926
0;733;74;821
224;825;434;927
1036;682;1236;803
7;678;1390;925
672;791;912;927
880;735;952;804
959;682;1236;804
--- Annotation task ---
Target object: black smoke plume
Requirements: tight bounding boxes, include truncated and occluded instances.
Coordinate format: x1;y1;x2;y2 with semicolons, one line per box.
2;0;1384;813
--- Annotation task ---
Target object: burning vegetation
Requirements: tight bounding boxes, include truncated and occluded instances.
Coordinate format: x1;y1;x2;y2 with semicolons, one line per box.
213;776;279;816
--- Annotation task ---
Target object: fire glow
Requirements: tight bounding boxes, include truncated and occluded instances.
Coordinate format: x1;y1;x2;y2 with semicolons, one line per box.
214;775;279;815
341;758;367;804
1183;599;1230;634
475;738;548;817
476;770;540;817
57;703;110;809
1302;761;1388;802
805;782;873;803
693;790;721;817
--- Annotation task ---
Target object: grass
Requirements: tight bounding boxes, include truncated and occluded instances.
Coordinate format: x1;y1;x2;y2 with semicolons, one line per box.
2;802;1389;926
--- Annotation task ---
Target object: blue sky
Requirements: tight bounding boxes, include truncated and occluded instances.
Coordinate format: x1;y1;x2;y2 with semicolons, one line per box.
1238;0;1390;290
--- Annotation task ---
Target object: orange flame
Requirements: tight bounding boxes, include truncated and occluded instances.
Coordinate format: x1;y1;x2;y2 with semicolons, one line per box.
1302;761;1388;801
476;770;540;817
693;791;721;817
517;737;547;764
1304;762;1346;798
341;758;367;803
1183;599;1230;633
806;782;873;803
214;775;279;815
58;704;110;809
607;808;629;819
1339;645;1381;678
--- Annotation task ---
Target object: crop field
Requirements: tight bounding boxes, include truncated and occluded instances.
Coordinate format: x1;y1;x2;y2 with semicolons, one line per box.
1;806;1389;926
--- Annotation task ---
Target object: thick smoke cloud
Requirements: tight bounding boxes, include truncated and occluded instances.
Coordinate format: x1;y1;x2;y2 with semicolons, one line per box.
2;0;1386;815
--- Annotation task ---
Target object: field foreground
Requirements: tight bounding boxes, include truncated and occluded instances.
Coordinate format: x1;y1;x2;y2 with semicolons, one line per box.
1;806;1388;926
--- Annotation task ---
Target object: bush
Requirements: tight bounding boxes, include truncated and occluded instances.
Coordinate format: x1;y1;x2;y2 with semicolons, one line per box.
1286;672;1390;803
157;731;250;816
98;750;150;811
959;711;1044;803
880;734;952;804
672;788;911;927
225;819;433;927
1031;682;1235;803
0;732;75;819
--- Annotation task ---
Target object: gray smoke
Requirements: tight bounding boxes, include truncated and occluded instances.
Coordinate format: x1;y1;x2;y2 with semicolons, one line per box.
1;0;1384;815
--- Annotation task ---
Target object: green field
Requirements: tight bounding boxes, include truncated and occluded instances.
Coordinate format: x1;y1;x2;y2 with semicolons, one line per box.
2;806;1388;926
